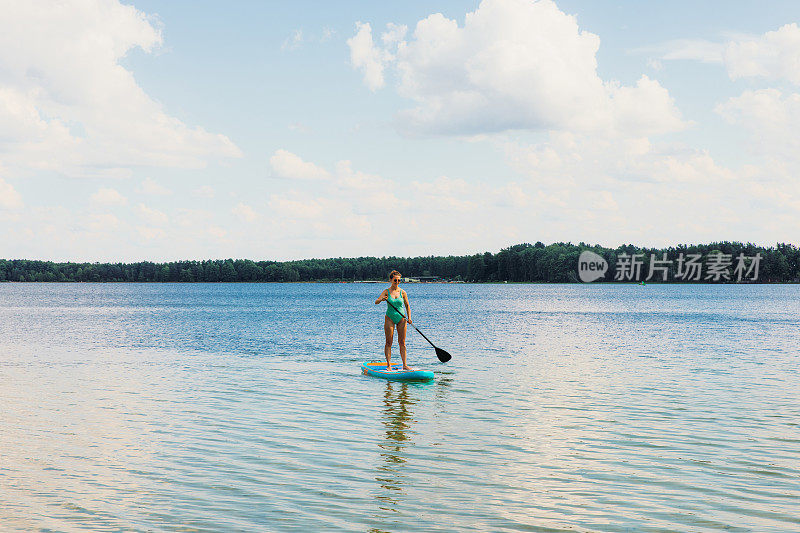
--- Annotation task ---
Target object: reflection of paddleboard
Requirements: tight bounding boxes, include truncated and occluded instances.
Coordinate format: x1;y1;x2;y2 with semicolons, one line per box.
361;361;434;382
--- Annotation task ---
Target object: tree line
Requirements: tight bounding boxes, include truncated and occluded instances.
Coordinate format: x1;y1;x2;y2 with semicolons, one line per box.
1;241;798;283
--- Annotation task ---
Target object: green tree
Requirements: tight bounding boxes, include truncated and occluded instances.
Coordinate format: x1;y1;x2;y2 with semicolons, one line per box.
220;260;237;282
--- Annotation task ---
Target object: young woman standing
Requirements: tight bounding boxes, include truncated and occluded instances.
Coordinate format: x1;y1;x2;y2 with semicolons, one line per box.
375;270;413;370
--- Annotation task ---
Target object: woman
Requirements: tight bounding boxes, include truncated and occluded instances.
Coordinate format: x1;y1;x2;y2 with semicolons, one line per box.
375;270;413;370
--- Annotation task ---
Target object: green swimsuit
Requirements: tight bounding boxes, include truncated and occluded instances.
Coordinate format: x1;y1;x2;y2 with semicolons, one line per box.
386;290;406;324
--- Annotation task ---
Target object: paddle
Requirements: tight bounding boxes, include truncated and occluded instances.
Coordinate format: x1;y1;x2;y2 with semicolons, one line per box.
386;300;451;363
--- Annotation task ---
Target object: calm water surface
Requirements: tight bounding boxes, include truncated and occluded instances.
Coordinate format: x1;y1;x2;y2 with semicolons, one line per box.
1;283;799;532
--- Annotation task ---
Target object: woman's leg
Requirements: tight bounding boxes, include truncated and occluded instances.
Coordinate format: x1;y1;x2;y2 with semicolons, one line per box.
384;315;395;369
397;318;409;370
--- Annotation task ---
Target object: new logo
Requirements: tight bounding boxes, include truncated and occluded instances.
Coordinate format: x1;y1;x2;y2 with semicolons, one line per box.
578;251;607;282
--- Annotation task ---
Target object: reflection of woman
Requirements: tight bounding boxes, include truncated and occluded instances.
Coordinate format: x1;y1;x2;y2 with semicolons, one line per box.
382;382;413;449
375;381;414;510
374;270;412;370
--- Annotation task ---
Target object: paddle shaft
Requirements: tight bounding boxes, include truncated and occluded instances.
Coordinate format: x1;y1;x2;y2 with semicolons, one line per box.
386;299;437;350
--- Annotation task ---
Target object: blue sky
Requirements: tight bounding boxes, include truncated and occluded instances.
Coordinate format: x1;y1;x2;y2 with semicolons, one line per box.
1;0;799;261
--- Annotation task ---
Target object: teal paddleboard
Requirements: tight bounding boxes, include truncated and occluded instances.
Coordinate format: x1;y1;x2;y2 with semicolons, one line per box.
361;361;434;382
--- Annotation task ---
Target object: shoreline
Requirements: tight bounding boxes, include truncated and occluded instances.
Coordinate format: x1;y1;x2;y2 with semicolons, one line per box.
0;280;791;285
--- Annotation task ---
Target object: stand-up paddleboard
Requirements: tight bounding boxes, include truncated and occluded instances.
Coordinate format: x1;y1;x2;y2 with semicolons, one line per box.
361;361;434;382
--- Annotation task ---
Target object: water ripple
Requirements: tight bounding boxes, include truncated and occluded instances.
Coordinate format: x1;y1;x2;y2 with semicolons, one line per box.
1;283;799;531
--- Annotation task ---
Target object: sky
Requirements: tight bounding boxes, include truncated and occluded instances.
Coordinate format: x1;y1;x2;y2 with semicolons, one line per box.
1;0;800;261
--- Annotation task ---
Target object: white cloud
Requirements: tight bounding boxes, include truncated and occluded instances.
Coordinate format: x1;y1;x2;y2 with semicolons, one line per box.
1;203;244;261
4;206;128;259
347;22;392;91
650;25;800;85
90;187;127;205
283;27;337;50
172;208;227;240
647;39;725;63
381;22;407;45
716;88;800;161
494;129;791;247
270;149;330;180
136;203;168;225
139;177;171;196
207;225;227;239
175;208;210;228
607;76;688;138
193;185;215;198
724;23;800;84
232;202;258;222
269;193;372;238
332;160;406;212
84;213;120;232
648;24;800;189
263;156;418;239
192;138;800;251
349;0;686;137
282;29;303;51
4;144;796;260
411;176;478;211
334;160;382;189
0;178;23;209
0;0;241;178
591;191;619;211
265;154;546;250
268;193;325;219
505;132;735;188
494;182;531;208
136;226;166;241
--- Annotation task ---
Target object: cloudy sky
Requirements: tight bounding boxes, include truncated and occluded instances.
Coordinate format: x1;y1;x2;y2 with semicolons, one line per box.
1;0;799;261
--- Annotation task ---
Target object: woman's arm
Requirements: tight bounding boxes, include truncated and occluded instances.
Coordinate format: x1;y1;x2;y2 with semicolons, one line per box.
375;289;388;305
402;290;412;324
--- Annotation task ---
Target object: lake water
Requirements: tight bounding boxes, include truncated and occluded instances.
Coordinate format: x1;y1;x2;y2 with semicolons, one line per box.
1;283;799;532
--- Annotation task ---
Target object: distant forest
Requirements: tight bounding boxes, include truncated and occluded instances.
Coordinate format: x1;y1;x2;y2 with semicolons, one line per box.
1;242;798;283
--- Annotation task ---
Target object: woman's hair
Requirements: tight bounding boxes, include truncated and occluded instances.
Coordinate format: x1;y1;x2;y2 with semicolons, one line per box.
389;270;401;280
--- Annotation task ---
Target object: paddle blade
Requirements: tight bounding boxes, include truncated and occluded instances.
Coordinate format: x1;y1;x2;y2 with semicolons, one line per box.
435;346;452;363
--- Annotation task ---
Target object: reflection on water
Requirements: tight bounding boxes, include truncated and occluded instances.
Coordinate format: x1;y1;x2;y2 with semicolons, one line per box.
375;381;416;512
433;372;453;402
